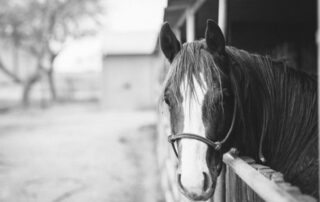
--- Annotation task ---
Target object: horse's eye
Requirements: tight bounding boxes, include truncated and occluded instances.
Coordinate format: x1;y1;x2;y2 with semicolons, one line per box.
164;97;170;106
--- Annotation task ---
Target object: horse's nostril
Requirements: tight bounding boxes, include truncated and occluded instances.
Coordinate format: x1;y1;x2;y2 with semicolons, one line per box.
177;173;184;190
202;172;209;191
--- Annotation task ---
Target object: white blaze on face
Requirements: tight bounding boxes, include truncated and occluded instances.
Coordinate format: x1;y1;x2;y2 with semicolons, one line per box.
179;74;210;194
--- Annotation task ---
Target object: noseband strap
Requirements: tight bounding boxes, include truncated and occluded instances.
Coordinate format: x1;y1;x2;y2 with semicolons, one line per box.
168;99;237;157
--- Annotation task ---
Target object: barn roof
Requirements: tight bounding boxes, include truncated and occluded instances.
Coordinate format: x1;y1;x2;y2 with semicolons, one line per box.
103;31;159;56
102;0;166;56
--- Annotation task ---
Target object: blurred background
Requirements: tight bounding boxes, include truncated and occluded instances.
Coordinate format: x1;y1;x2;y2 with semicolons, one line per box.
0;0;166;201
0;0;166;109
0;0;317;201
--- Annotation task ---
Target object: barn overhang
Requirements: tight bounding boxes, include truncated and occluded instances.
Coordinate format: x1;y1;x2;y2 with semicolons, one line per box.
163;0;219;42
163;0;316;43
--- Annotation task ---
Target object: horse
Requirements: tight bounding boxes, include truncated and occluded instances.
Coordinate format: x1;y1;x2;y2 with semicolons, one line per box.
159;19;318;201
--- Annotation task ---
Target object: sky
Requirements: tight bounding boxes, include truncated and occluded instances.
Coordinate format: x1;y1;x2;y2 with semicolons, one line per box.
55;0;167;73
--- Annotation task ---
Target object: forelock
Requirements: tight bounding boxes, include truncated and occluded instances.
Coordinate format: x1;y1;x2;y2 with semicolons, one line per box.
162;40;225;103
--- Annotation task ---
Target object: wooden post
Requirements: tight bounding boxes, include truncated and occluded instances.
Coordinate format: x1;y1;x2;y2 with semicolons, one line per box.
218;0;228;37
173;28;181;42
317;0;320;196
225;164;231;202
213;165;226;202
186;9;195;42
174;0;205;43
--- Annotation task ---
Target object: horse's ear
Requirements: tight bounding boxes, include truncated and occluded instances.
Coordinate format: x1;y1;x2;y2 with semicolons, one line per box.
160;22;181;63
205;20;225;54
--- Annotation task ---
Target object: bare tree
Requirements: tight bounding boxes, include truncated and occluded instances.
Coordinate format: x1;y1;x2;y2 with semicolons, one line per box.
0;0;103;106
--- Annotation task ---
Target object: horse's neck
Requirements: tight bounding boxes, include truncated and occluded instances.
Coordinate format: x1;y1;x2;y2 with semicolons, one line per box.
231;59;317;168
229;58;286;161
232;118;261;161
228;66;269;161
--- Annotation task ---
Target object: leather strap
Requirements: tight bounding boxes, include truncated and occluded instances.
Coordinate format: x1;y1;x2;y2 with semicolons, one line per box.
168;99;237;157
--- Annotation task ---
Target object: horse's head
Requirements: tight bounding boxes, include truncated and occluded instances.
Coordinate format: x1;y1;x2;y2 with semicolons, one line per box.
160;20;235;201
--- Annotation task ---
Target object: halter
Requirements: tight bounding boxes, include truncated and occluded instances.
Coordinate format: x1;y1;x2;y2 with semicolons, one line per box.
168;99;237;157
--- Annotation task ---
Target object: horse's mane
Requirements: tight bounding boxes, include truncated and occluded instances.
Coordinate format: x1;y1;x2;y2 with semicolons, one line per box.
226;46;318;197
226;46;317;165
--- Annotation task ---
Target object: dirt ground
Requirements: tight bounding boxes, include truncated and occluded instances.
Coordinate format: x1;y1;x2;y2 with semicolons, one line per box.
0;104;163;202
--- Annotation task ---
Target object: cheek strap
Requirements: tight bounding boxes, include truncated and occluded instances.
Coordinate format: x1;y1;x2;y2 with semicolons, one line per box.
168;99;237;157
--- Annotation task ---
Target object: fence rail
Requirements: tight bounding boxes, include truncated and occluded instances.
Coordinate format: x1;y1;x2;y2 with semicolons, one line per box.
223;150;317;202
157;115;317;202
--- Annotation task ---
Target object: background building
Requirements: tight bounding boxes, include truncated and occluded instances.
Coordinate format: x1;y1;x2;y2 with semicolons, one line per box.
102;32;161;110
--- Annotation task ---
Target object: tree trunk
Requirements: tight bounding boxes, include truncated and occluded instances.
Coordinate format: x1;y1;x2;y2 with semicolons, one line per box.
47;52;58;102
22;73;40;107
13;37;20;76
47;68;56;101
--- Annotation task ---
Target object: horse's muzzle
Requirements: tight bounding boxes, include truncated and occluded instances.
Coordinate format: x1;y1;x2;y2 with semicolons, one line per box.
177;172;215;201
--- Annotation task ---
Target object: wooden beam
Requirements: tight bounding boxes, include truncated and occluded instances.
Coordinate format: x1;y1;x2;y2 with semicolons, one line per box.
317;0;320;196
173;28;181;41
223;152;303;202
213;165;225;202
175;0;206;29
218;0;228;37
186;9;195;42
